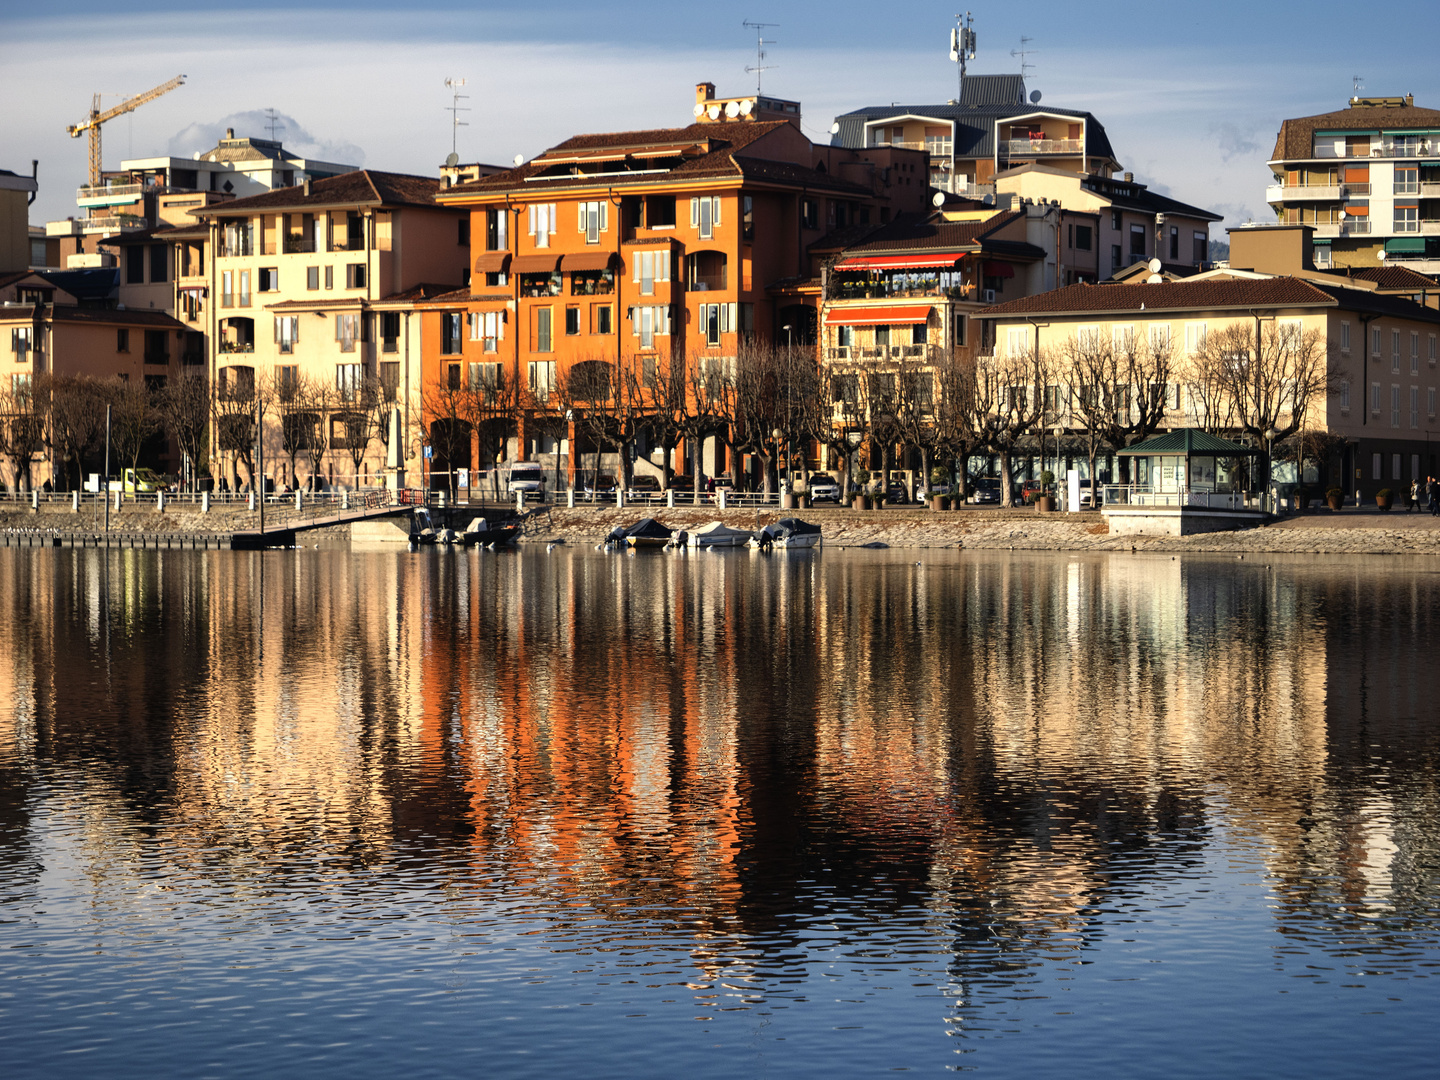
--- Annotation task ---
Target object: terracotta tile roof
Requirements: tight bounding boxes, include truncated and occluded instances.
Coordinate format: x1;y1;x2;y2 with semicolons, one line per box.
840;210;1025;255
441;121;798;197
1346;265;1438;290
1272;103;1440;160
41;306;187;329
980;276;1338;317
732;156;873;195
377;283;467;304
196;170;443;216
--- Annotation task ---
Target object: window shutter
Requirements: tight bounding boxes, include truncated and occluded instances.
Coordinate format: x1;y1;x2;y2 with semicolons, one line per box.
633;255;640;284
274;317;282;344
335;314;342;341
631;307;639;335
691;198;699;227
659;250;669;282
600;202;608;231
528;205;536;235
712;197;721;227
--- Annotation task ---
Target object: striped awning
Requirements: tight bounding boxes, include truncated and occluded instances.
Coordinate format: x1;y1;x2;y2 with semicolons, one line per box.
560;251;617;272
473;252;511;274
512;254;561;274
833;253;963;271
824;304;933;326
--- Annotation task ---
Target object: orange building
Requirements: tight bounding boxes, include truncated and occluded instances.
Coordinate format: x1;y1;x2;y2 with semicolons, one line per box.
428;82;931;487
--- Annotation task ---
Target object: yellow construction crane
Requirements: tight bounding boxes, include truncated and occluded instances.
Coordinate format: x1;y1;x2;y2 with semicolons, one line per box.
67;75;186;189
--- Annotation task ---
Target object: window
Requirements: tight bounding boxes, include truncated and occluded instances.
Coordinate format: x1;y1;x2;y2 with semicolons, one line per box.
1430;387;1436;418
258;267;279;292
690;196;721;240
1395;204;1419;233
1112;325;1135;354
275;315;299;353
1185;323;1208;354
1396;165;1419;195
336;363;362;402
632;249;671;296
1005;326;1029;358
742;195;754;241
565;305;580;335
1073;224;1092;251
631;304;672;348
345;212;364;250
238;270;251;307
953;314;966;347
1169;226;1179;260
1193;231;1208;263
527;203;557;247
1372;452;1382;480
577;201;609;243
223;220;253;257
324;265;334;290
12;372;32;400
1431;333;1438;365
11;327;32;362
1111;209;1122;230
875;325;891;348
380;311;400;353
447;363;462;390
150;244;168;283
1111;244;1122;272
116;328;129;353
468;310;504;352
1340;379;1350;409
336;313;361;353
1149;323;1172;354
645;196;676;229
1393;453;1403;481
1372;327;1382;357
1340;319;1351;353
219;365;255;400
441;312;462;355
698;302;735;347
277;365;299;402
468;362;502;394
458;216;470;246
1391;383;1401;427
307;266;319;291
1129;224;1146;258
380;361;400;401
528;360;556;402
534;307;552;353
592;304;612;335
126;246;145;285
801;199;817;230
1393;330;1402;372
346;264;366;289
1412;331;1421;374
1411;385;1419;428
221;269;234;308
836;325;854;348
486;209;508;251
1371;381;1381;413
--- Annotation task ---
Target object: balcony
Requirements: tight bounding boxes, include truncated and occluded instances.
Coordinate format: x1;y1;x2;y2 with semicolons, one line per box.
1002;138;1083;157
218;341;254;355
144;351;169;365
284;235;316;254
180;351;205;366
827;346;850;360
1422;220;1440;236
1385;256;1440;274
1267;183;1342;202
81;213;147;234
1310;219;1371;237
76;183;143;208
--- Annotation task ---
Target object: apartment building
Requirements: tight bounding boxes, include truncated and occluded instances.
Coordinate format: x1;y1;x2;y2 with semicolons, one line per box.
829;74;1122;198
1268;94;1440;276
1;166;38;273
980;274;1440;498
429;81;931;485
194;170;466;489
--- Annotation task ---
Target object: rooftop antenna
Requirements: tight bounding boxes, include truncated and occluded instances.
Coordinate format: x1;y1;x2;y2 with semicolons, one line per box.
1010;36;1037;81
444;77;469;157
742;21;779;95
1351;74;1365;102
950;12;976;101
263;108;284;142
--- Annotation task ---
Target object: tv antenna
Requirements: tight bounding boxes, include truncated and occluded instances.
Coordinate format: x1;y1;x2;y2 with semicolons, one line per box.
1010;36;1037;80
263;108;284;141
950;12;976;99
444;77;469;157
1352;74;1365;96
742;21;779;95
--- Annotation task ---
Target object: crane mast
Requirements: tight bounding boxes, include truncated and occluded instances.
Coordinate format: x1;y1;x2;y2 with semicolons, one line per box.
67;75;186;189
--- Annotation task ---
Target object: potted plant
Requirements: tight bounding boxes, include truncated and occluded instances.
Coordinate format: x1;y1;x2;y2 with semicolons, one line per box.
1293;486;1311;511
852;469;871;510
1325;486;1344;511
1376;487;1394;511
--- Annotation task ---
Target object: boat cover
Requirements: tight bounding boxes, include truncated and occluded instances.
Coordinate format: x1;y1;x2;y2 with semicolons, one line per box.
760;517;822;540
623;518;674;540
687;521;754;546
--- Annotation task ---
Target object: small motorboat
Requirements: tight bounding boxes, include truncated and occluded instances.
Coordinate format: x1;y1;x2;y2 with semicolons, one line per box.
680;521;755;549
620;518;674;549
751;517;823;550
461;516;520;548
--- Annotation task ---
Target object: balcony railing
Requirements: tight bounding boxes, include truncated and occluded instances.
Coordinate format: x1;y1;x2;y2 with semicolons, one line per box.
1312;142;1438;159
1394;220;1421;234
1003;138;1083;156
1103;484;1248;509
1421;182;1440;198
143;351;169;365
1267;183;1342;201
827;347;850;360
1313;219;1371;237
77;183;143;200
1422;219;1440;236
181;351;205;366
284;237;316;254
218;342;254;354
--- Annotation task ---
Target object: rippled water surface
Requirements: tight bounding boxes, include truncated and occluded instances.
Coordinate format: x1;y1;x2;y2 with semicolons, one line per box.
2;545;1439;1077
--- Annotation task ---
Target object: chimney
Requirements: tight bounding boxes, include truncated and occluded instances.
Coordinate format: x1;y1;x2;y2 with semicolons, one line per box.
1123;171;1133;182
303;179;312;197
1406;93;1414;107
696;82;715;106
225;128;235;139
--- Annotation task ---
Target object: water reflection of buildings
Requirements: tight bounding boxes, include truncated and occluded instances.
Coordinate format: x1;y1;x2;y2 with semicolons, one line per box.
0;547;1438;994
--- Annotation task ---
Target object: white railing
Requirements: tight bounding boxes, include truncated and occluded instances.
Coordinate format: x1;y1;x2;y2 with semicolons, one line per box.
1004;138;1083;155
1103;484;1249;509
1394;220;1421;234
1267;183;1342;201
1421;219;1440;236
1421;182;1440;198
77;183;143;200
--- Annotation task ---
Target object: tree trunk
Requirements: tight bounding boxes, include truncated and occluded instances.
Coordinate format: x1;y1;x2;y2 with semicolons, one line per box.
999;449;1015;508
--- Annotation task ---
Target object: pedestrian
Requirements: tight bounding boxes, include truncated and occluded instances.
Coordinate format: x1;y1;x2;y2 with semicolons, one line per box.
1409;479;1420;512
1429;476;1439;516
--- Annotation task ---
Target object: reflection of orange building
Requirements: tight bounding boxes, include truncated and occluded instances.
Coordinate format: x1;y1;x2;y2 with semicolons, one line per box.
425;82;931;487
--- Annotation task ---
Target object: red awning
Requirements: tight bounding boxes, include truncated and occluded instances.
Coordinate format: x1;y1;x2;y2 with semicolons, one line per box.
511;253;561;274
824;304;933;326
473;252;511;273
560;251;617;272
833;254;963;271
982;260;1015;278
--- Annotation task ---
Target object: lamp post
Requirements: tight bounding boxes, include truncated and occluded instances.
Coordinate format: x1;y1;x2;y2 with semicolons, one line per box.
772;426;785;503
1264;425;1280;513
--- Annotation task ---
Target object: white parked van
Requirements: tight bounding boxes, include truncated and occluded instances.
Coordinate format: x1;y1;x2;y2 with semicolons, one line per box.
504;461;545;501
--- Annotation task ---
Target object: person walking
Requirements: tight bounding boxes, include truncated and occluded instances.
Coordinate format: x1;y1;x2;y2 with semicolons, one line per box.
1409;478;1420;512
1429;476;1439;517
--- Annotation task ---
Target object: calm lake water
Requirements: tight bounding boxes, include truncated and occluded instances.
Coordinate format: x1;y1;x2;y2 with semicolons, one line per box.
1;543;1438;1078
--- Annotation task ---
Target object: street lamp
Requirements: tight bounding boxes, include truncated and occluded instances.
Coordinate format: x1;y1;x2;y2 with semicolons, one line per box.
1264;425;1280;512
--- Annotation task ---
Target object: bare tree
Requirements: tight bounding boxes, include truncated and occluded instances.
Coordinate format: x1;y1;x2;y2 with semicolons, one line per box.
419;369;471;498
679;347;736;502
212;365;258;490
108;377;161;476
974;346;1048;508
930;346;981;495
45;374;108;491
811;363;868;499
466;359;520;497
1202;321;1336;447
1062;327;1174;486
292;373;336;491
0;375;44;492
557;351;637;493
157;370;210;490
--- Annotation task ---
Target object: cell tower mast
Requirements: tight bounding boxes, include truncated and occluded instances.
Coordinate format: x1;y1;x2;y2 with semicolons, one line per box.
950;12;976;101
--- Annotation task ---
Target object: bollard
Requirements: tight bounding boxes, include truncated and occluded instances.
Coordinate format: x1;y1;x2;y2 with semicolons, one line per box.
342;490;350;511
718;489;727;511
295;490;303;511
202;492;210;513
567;488;575;509
71;491;80;513
616;489;625;510
31;490;38;511
667;489;675;509
157;491;165;513
248;491;256;512
517;491;525;514
114;490;122;513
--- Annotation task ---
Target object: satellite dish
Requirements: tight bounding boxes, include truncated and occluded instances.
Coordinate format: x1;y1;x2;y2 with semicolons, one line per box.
830;121;840;134
933;191;946;208
725;101;740;119
513;154;524;166
982;193;994;206
1377;250;1388;261
1147;274;1163;284
444;152;459;167
706;104;721;120
740;99;754;116
1030;90;1042;104
693;103;705;117
1149;258;1162;273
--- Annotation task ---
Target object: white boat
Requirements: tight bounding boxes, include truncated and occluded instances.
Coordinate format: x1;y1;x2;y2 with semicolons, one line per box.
751;517;823;550
679;521;755;548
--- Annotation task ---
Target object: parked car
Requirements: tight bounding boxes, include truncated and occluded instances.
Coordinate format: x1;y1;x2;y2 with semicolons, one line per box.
1020;480;1048;504
710;477;735;501
884;479;912;504
503;461;545;501
582;474;618;501
917;482;953;500
807;474;842;502
107;467;167;495
969;477;1002;504
1079;481;1104;509
626;475;661;500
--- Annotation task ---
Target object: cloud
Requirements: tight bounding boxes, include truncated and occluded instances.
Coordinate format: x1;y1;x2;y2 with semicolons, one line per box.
1210;122;1262;163
165;110;366;166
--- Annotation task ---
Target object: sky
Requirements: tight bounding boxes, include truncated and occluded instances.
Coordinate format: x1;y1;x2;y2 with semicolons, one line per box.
4;0;1439;232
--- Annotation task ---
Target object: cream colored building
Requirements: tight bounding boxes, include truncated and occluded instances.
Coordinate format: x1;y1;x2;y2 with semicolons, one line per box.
195;170;467;489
